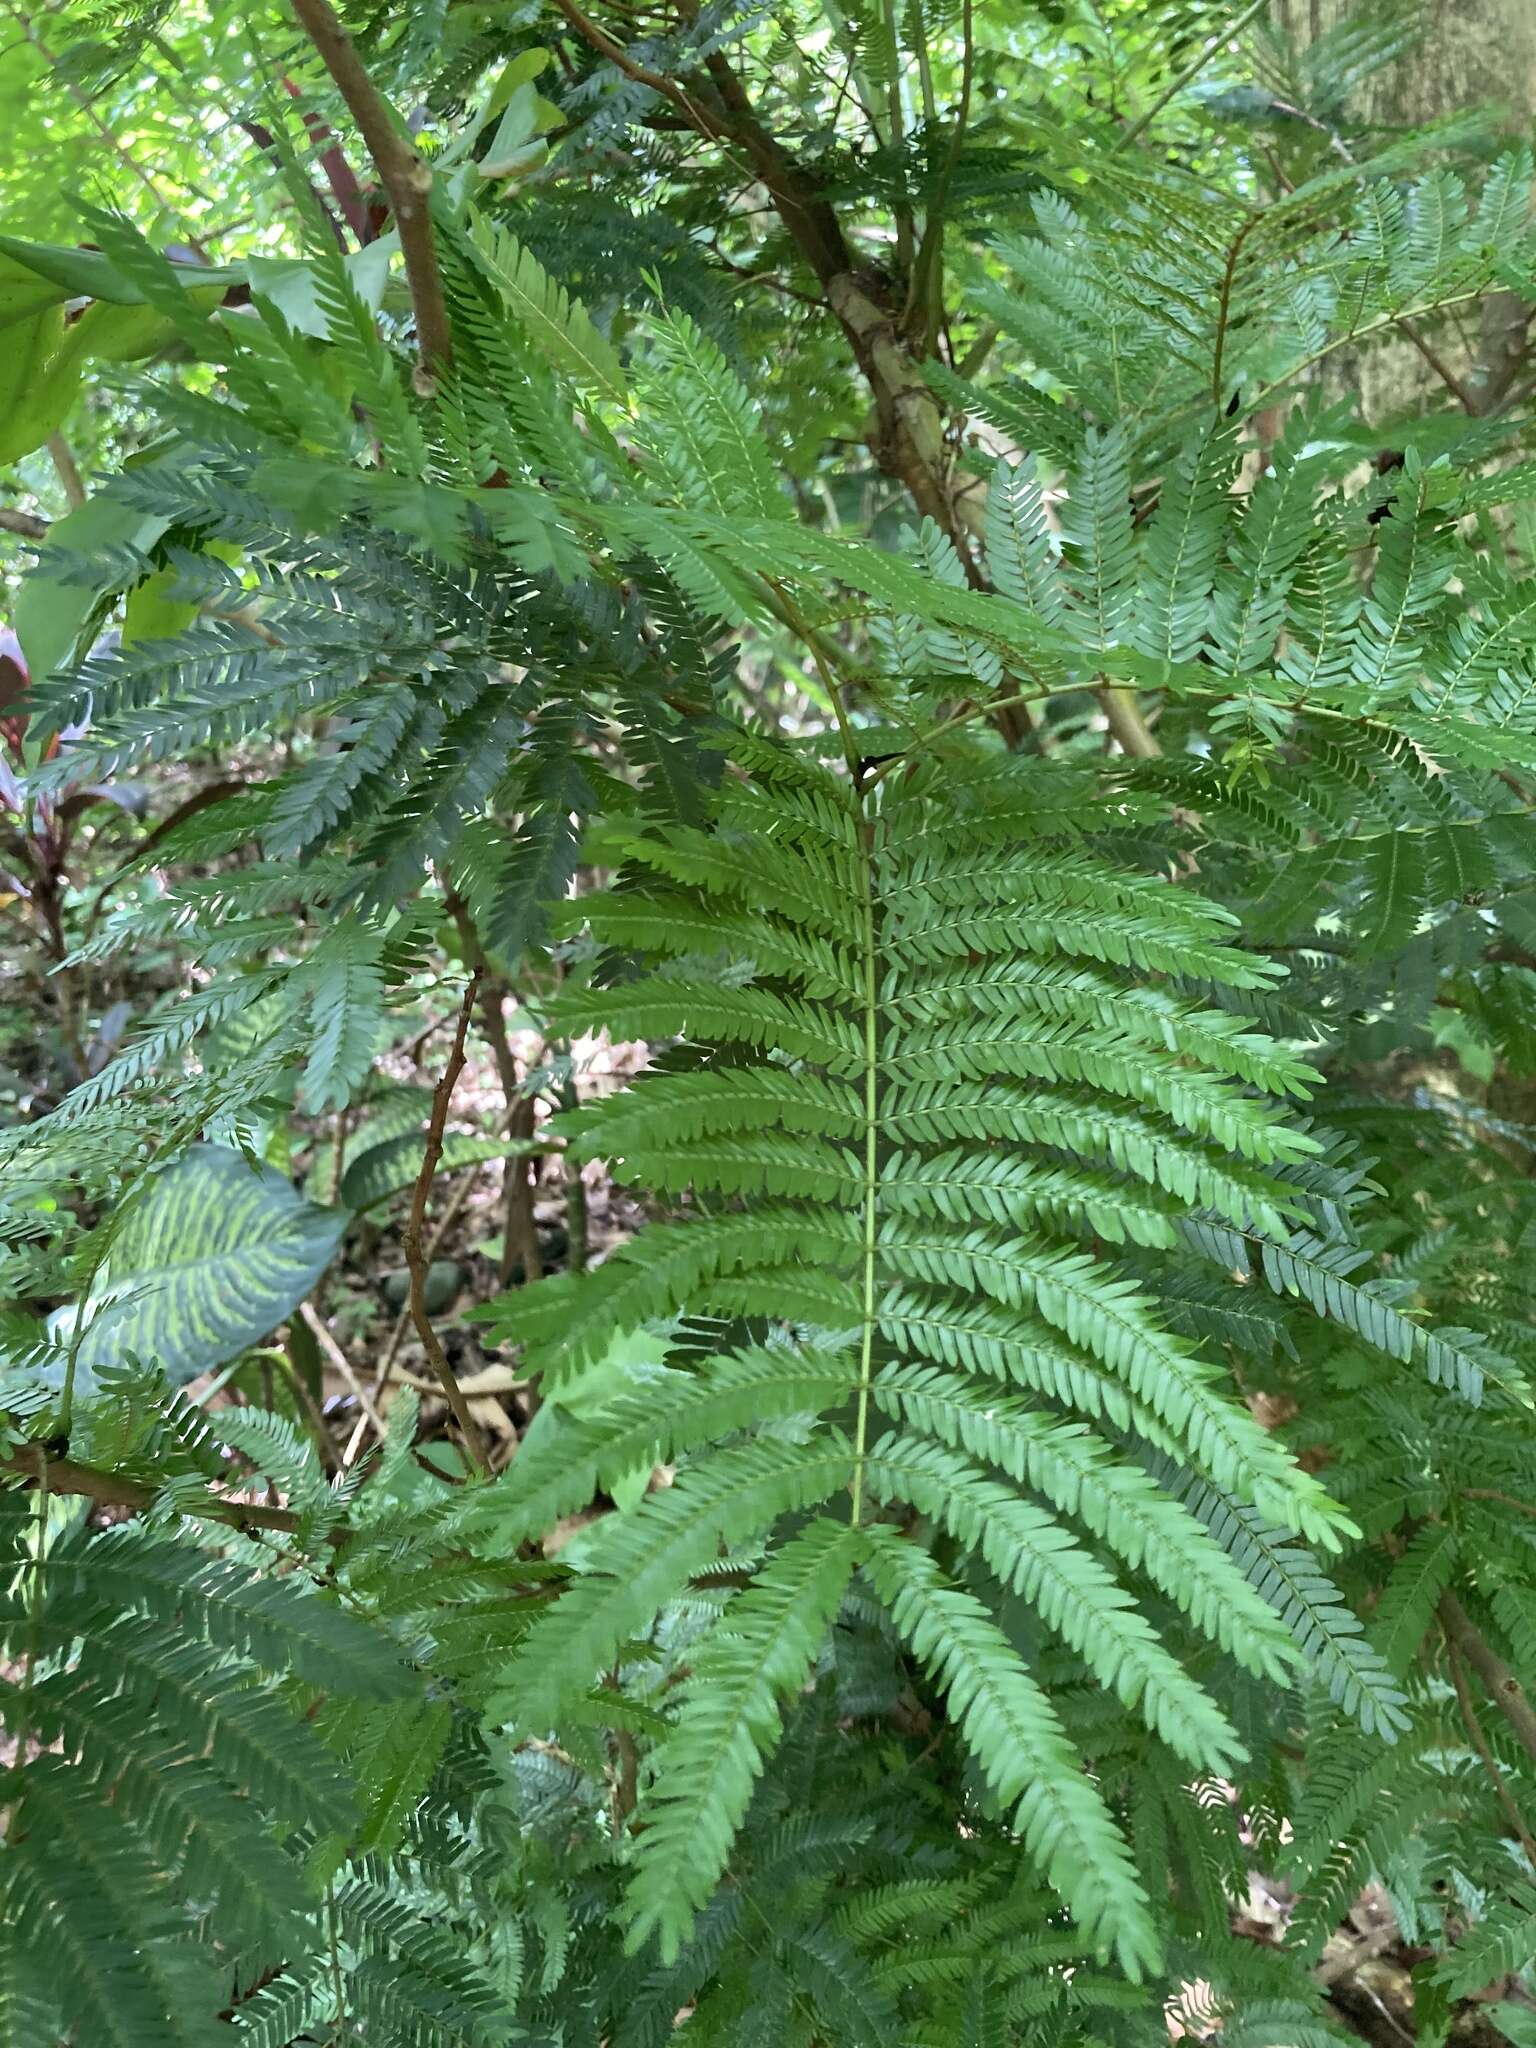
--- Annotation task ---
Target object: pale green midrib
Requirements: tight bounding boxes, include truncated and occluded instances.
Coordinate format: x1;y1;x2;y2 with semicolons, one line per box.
850;802;881;1529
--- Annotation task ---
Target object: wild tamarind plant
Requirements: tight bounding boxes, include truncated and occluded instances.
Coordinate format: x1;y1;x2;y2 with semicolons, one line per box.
1;0;1536;2043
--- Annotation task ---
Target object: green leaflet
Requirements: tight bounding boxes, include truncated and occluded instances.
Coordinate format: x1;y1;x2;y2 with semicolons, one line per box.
462;215;627;403
486;1437;856;1730
862;1526;1159;1979
621;1518;863;1959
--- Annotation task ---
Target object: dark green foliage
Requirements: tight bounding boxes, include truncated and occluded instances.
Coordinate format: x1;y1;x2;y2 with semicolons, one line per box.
4;1;1536;2040
0;1493;412;2043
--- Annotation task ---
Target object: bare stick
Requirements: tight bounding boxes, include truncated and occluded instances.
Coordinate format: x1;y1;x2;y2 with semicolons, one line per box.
1117;0;1271;151
550;0;725;137
904;0;973;348
443;888;543;1291
299;1300;388;1442
286;0;453;379
0;508;48;539
341;1162;479;1467
401;973;493;1476
46;435;86;511
1396;314;1479;414
5;5;212;256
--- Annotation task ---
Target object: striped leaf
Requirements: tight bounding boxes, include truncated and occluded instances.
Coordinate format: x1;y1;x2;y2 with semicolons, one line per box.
59;1146;345;1387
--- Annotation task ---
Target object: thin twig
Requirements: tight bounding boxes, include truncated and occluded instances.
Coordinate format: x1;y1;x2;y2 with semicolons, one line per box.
46;435;86;511
1396;314;1479;414
904;0;973;346
550;0;725;137
1116;0;1271;150
954;320;998;379
383;1360;526;1397
400;973;493;1477
442;887;543;1292
298;1300;388;1442
285;0;453;380
269;1343;341;1473
1462;1487;1536;1523
1211;212;1265;406
340;1166;465;1466
346;1161;481;1472
5;4;212;255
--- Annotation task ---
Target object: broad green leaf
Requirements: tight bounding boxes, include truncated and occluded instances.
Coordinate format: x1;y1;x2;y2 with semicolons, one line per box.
121;564;198;646
0;233;229;309
63;294;216;365
0;245;71;330
55;1146;346;1387
246;245;394;342
0;305;82;464
15;490;171;680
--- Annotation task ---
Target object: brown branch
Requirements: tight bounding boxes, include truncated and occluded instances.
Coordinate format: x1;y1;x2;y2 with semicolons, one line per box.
557;0;1153;758
1462;1487;1536;1523
705;70;854;287
46;435;86;512
0;507;48;540
1212;212;1265;407
238;118;352;251
0;1444;340;1544
285;0;452;380
1445;1636;1536;1866
442;887;543;1291
401;972;493;1476
1438;1589;1536;1767
282;73;376;243
558;0;854;296
343;1162;479;1466
550;0;727;138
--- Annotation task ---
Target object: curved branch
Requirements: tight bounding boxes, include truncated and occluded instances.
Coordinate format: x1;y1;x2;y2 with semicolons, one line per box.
286;0;452;380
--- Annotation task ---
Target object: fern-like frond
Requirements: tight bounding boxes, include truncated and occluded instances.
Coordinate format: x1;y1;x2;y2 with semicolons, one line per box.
480;733;1367;1960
